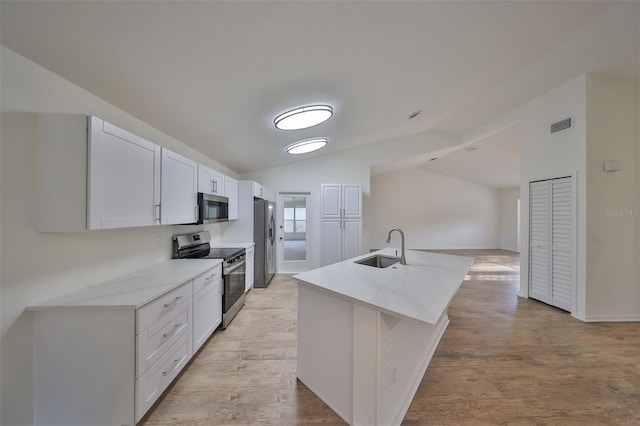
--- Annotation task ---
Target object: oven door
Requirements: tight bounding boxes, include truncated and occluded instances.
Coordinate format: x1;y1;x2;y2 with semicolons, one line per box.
198;193;229;224
223;259;246;314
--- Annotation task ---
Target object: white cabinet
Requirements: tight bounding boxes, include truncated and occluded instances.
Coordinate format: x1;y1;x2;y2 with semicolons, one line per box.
31;261;221;426
225;176;239;220
198;163;226;196
161;148;198;225
245;245;255;291
192;266;222;352
36;114;162;231
320;184;363;266
135;281;193;422
253;181;266;199
321;184;362;219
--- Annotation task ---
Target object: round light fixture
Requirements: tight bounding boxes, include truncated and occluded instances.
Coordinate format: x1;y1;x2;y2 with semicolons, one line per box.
274;105;333;130
286;138;328;155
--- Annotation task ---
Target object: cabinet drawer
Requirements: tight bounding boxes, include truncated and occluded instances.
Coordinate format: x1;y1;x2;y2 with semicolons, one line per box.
135;332;192;423
136;299;192;378
193;266;221;294
137;281;193;333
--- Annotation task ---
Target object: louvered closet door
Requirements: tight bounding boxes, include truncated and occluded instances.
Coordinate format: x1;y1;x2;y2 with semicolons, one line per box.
529;177;573;311
550;178;572;311
529;181;550;303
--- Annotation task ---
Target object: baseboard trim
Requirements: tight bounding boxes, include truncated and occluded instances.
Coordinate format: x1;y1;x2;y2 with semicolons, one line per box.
578;314;640;322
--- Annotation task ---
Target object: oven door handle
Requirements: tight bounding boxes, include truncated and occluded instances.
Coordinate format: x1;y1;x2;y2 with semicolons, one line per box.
224;259;245;274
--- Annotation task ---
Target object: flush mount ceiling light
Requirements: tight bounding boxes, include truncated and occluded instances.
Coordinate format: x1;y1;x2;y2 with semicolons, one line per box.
274;105;333;130
286;138;328;155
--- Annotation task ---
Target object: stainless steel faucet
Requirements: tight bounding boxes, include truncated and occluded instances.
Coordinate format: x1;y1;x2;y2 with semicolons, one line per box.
386;228;407;265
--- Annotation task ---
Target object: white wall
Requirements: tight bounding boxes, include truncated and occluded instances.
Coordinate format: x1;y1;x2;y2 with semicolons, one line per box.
463;73;639;322
499;187;520;252
585;74;639;320
370;167;500;250
0;47;229;425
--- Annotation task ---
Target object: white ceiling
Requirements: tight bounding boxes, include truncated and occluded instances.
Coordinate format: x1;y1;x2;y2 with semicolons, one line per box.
1;1;638;179
418;124;521;189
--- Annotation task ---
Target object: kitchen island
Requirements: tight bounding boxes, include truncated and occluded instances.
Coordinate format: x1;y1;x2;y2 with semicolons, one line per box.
293;248;473;426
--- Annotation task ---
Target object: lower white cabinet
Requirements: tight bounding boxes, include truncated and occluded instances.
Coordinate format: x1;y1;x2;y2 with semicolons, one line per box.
136;332;192;422
193;266;223;352
31;262;222;426
321;219;362;267
245;245;255;291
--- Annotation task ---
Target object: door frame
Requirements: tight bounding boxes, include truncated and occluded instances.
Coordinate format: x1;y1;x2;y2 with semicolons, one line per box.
276;190;314;274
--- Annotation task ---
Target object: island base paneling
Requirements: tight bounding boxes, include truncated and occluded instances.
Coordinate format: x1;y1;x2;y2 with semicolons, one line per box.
297;281;449;426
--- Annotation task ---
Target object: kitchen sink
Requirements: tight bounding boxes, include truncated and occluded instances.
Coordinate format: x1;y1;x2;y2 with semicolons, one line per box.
354;254;401;268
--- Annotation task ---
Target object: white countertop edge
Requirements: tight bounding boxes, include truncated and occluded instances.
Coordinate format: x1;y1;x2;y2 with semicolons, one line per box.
297;279;450;326
28;258;223;311
214;242;255;249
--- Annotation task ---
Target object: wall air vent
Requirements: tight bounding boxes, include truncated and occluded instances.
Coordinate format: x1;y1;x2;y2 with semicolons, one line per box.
550;117;573;134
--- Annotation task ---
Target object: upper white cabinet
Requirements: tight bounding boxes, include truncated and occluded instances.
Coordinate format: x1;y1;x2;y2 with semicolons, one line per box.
198;164;225;196
321;184;362;219
253;181;266;199
161;148;198;225
225;176;239;220
37;114;162;231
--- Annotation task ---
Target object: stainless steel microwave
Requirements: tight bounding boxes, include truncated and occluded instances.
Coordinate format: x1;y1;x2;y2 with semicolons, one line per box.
197;193;229;224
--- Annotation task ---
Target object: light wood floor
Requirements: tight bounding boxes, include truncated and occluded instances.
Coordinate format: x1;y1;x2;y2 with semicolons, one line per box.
140;250;640;425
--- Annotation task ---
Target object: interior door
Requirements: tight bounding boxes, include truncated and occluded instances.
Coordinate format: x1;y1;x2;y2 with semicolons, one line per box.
529;176;574;311
277;192;312;273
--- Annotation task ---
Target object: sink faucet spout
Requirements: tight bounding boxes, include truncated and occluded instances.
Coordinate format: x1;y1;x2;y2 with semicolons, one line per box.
386;228;407;265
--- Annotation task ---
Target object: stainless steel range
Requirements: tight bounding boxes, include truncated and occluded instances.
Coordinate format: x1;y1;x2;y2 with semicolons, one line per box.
173;231;245;329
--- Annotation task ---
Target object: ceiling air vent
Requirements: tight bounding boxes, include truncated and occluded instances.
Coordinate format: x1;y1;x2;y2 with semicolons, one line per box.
550;117;573;134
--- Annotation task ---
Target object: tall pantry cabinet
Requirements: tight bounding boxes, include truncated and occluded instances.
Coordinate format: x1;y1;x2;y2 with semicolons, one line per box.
320;184;363;266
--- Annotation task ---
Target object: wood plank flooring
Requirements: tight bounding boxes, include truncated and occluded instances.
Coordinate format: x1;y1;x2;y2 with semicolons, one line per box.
140;250;640;425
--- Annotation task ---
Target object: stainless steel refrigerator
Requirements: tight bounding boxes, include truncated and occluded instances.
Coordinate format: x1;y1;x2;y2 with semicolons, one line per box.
254;198;276;288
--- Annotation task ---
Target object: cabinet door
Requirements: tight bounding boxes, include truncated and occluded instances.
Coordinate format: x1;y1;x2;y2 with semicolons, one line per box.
88;117;161;229
253;181;265;199
245;246;255;291
198;164;225;196
225;176;239;220
342;185;362;219
321;184;341;219
342;219;362;260
193;280;222;353
321;219;342;266
161;148;198;225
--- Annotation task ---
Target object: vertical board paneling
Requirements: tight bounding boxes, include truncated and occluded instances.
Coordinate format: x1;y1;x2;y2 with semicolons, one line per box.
378;313;437;425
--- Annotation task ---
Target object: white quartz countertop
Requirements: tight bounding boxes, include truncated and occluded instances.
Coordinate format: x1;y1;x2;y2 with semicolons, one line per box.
293;248;473;325
214;242;255;249
29;259;222;311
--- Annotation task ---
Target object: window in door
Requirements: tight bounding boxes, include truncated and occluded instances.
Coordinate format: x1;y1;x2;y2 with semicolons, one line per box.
284;197;307;261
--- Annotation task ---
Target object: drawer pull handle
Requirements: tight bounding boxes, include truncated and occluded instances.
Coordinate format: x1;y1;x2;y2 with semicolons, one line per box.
204;273;216;282
162;358;181;377
163;296;183;308
162;323;182;339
